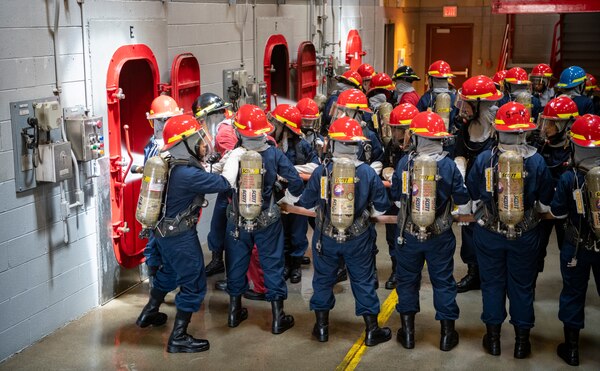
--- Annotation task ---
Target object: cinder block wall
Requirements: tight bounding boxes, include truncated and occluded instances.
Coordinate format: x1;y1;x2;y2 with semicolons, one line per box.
0;0;385;362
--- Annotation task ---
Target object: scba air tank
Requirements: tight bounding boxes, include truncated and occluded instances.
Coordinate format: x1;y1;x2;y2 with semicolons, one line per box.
586;166;600;238
435;92;451;131
497;150;525;239
411;154;437;241
238;150;263;221
136;155;169;229
330;157;355;241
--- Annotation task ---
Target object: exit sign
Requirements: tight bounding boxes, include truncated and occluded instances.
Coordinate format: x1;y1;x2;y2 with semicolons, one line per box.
443;6;458;17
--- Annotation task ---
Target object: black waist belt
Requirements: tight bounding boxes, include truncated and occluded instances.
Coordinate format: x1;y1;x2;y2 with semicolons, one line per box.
155;213;199;238
476;205;539;239
315;208;371;242
564;223;599;252
404;212;453;241
227;204;281;232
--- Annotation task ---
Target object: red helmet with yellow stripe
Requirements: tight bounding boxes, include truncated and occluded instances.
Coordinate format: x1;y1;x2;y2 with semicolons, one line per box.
494;102;535;132
390;103;419;128
233;104;274;138
162;114;202;151
427;60;454;78
328;117;368;142
269;104;302;135
366;73;395;97
335;70;363;90
147;95;182;120
357;63;376;81
569;114;600;147
541;96;579;121
459;75;503;101
505;67;531;85
337;89;372;113
409;111;452;138
585;73;599;93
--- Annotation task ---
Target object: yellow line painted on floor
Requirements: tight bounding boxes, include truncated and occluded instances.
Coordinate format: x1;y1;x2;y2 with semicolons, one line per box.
336;289;398;371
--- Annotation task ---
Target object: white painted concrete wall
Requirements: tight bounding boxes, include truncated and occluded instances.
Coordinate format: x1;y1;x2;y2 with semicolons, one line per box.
0;0;386;362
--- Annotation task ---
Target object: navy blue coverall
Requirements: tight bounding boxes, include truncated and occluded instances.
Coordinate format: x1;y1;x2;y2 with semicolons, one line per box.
281;138;320;258
153;163;231;312
467;149;553;329
391;154;470;319
298;161;390;315
570;95;595;116
552;169;600;330
225;146;304;301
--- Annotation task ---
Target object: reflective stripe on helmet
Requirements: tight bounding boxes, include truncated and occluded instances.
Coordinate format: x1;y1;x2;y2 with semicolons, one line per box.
167;127;197;144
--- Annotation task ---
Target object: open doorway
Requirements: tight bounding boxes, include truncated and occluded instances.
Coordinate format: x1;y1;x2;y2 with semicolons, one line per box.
264;34;290;111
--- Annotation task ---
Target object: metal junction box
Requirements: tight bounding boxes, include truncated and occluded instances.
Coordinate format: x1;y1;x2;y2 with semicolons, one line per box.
35;142;73;183
65;116;105;162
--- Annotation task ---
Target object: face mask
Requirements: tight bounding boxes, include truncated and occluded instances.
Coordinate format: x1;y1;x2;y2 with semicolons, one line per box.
332;141;358;159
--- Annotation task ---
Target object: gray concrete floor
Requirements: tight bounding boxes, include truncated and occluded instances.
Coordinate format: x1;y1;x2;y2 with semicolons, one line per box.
1;225;599;370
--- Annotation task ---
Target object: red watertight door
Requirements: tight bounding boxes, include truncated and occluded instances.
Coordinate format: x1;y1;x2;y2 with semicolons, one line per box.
170;53;201;115
295;41;317;101
346;29;366;71
264;34;289;111
106;44;159;268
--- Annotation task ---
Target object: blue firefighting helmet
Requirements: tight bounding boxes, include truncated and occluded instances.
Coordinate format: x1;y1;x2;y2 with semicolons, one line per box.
556;66;587;89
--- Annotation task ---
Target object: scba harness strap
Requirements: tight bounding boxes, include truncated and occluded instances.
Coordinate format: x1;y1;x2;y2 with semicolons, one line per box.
154;157;207;238
315;207;371;241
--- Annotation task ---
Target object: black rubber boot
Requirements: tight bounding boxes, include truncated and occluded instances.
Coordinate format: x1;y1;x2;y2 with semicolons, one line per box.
482;324;502;356
513;326;531;359
289;256;302;284
456;264;480;293
167;310;209;353
364;314;392;347
301;256;311;265
557;326;580;366
227;295;248;328
271;300;294;334
136;288;168;328
205;250;225;277
214;279;227;291
312;310;329;342
385;257;397;290
397;313;415;349
243;289;266;301
440;320;459;351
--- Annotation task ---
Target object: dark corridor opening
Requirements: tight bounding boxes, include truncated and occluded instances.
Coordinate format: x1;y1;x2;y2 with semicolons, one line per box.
270;44;289;98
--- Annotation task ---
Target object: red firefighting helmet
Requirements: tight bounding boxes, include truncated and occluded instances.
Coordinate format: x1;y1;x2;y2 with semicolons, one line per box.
296;98;320;119
147;95;182;120
459;75;503;101
409;111;452;138
366;73;395;97
389;103;419;128
357;63;376;81
162;114;201;151
530;63;553;78
540;96;579;121
504;67;531;85
270;104;302;135
494;102;535;132
335;70;363;90
337;89;373;113
585;73;599;92
568;114;600;147
328;117;369;142
427;60;454;78
233;104;274;138
492;70;507;86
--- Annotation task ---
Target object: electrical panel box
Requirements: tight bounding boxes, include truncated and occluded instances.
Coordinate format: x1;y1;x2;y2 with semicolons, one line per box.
35;142;73;183
223;68;246;102
247;81;268;111
34;101;62;131
65;116;105;162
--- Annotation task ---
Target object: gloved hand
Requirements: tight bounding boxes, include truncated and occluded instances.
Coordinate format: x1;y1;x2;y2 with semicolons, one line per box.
222;147;246;188
277;188;300;206
454;201;473;226
294;163;318;175
382;167;394;181
536;201;551;214
370;161;383;175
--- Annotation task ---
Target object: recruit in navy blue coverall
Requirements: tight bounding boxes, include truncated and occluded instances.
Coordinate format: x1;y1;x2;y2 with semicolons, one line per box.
298;161;390;315
467;149;553;329
281;138;320;258
225;146;304;301
551;169;600;330
391;154;470;319
152;163;231;312
416;91;459;157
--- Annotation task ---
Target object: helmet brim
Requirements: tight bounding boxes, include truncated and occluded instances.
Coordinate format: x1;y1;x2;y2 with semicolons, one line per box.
458;89;503;102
